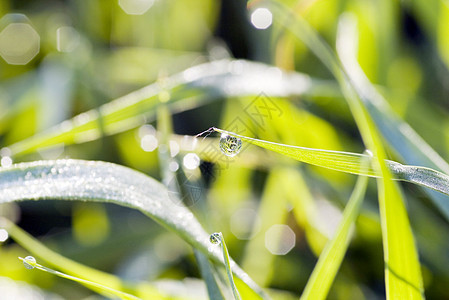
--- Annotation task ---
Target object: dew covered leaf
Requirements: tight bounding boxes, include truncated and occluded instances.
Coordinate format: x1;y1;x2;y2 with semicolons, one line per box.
213;127;449;197
3;218;171;299
0;159;266;299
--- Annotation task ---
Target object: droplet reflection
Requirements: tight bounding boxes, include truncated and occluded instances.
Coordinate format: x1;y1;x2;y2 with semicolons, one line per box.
219;134;242;157
23;256;36;269
209;232;221;245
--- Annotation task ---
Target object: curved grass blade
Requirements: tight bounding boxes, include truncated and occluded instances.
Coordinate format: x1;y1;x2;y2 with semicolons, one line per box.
210;233;241;300
2;218;169;299
18;256;140;300
213;128;449;197
0;159;267;299
215;128;376;177
194;251;226;300
301;166;369;300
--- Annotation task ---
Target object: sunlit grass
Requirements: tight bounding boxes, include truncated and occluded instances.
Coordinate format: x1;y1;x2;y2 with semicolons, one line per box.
1;0;448;299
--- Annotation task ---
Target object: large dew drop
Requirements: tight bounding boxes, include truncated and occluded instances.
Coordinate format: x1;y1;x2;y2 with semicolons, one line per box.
23;256;36;269
219;134;242;157
209;232;222;245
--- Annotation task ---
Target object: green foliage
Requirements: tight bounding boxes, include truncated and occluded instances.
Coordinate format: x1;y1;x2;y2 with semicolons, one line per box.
18;255;140;300
301;169;368;300
1;0;449;299
0;160;264;299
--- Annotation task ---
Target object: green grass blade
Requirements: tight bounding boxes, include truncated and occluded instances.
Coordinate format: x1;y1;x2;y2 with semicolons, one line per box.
334;17;424;298
194;251;226;300
301;166;369;300
221;235;241;300
213;127;427;298
210;233;241;300
213;127;449;197
2;218;166;299
214;128;376;176
18;256;140;300
0;159;266;299
378;172;424;299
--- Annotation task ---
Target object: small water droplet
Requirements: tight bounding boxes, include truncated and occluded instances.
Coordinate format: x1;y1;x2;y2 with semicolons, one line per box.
23;256;36;269
209;232;222;245
219;134;242;157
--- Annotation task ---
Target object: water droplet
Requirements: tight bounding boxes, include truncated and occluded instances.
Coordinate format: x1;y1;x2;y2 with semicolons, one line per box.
209;232;222;245
23;256;36;269
219;134;242;157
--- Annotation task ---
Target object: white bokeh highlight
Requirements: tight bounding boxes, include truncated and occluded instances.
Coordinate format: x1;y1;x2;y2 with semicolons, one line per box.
1;156;12;167
169;140;180;157
183;153;200;170
315;199;343;239
0;229;8;242
56;26;80;52
168;161;179;172
250;8;273;30
0;22;40;65
231;208;261;240
119;0;155;15
265;224;296;255
140;135;158;152
138;124;156;137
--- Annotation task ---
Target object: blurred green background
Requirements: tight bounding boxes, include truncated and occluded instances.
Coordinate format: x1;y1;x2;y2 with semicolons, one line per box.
1;0;449;299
